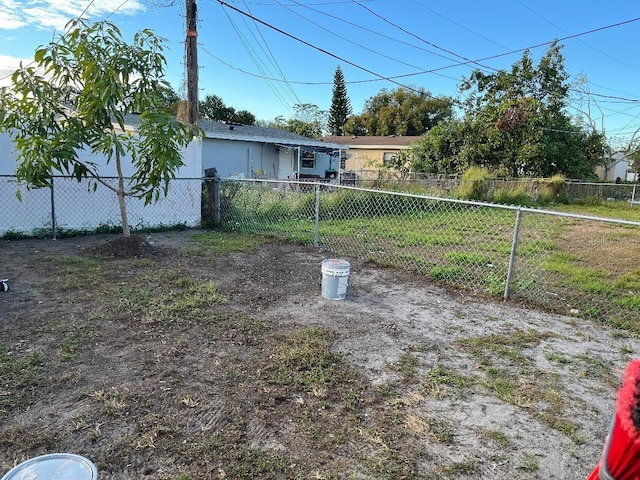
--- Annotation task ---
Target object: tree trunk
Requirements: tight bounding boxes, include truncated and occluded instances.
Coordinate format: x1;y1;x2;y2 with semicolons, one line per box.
115;150;131;237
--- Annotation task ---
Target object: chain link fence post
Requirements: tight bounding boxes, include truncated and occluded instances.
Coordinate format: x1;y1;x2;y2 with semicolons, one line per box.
314;184;320;247
214;177;221;225
504;207;523;301
50;176;57;240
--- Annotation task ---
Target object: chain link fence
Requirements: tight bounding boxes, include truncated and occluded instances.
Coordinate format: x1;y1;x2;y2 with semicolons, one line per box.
218;179;640;329
342;177;639;204
0;175;202;237
3;174;638;327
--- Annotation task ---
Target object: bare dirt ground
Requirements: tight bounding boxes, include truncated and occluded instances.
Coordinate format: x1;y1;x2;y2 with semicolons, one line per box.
0;229;637;479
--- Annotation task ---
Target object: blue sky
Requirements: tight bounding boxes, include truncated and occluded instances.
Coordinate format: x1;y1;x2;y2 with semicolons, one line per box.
1;0;639;147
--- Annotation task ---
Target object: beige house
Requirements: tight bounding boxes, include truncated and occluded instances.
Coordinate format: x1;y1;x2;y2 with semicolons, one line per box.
320;135;422;179
595;151;637;182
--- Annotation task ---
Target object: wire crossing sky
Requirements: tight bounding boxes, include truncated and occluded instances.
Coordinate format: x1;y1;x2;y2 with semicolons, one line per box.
0;0;638;145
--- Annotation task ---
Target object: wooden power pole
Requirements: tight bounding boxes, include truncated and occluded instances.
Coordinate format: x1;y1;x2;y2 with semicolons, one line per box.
186;0;199;126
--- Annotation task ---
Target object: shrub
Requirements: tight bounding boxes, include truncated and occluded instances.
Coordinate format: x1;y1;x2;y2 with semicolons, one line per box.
538;174;567;204
456;167;491;201
491;188;534;206
576;196;604;207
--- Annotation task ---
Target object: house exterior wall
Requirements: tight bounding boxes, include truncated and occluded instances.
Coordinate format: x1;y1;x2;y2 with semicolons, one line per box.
596;152;632;182
344;146;409;179
0;132;202;236
202;138;281;179
201;138;338;181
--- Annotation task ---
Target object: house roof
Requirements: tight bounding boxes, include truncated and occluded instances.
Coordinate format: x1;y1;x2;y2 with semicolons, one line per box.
121;114;343;153
320;135;422;148
199;120;343;152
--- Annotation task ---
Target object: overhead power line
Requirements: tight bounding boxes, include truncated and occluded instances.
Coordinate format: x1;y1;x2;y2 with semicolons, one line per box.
352;0;640;102
215;0;442;98
219;3;296;112
104;0;133;20
79;0;98;19
240;0;303;106
212;1;640;104
353;1;491;71
514;0;640;72
272;0;459;81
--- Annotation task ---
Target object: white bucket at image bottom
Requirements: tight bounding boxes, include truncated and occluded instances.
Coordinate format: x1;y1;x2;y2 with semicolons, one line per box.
1;453;98;480
321;259;350;300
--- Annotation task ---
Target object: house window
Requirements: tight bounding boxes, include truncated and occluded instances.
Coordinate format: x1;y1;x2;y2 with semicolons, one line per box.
340;154;347;170
383;152;397;165
301;150;315;169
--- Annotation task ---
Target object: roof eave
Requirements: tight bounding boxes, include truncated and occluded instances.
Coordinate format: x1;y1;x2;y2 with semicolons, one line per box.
203;131;342;150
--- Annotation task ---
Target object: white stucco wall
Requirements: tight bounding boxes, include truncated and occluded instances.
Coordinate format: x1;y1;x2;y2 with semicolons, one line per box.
0;132;203;236
0;133;17;175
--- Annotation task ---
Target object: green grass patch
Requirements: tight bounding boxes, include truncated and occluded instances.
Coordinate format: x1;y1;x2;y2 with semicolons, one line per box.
430;266;469;282
105;273;227;323
423;365;474;397
389;353;420;382
151;278;227;322
490;188;535;207
272;326;355;390
458;328;553;365
544;252;617;294
58;339;79;361
444;252;492;266
545;352;571;364
550;202;640;222
0;345;45;414
186;231;271;256
615;295;640;312
518;239;556;256
481;429;510;446
50;256;111;290
614;270;640;292
519;452;539;472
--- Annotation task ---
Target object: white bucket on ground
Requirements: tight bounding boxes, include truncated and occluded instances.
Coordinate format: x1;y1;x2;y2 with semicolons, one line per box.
321;259;350;300
1;453;98;480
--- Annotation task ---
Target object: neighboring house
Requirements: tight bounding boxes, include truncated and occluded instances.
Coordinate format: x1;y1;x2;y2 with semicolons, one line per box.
201;120;344;181
320;135;422;179
596;151;636;182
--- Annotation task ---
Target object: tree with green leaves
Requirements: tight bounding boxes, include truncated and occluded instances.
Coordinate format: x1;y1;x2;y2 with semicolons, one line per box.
410;119;468;174
412;42;605;178
344;87;453;136
158;85;182;114
272;104;327;138
199;94;256;125
0;19;197;237
456;42;605;178
327;66;352;136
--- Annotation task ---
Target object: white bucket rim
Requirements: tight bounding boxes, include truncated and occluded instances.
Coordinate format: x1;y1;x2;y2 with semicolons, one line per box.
321;259;350;273
1;453;98;480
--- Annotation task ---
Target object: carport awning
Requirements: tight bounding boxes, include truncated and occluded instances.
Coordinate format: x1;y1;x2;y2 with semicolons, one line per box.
275;143;343;154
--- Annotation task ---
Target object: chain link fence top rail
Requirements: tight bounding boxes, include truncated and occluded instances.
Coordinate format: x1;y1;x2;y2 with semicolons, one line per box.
218;178;640;330
341;176;638;204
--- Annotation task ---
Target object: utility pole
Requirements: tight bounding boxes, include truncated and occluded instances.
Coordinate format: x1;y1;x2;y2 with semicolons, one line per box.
186;0;199;126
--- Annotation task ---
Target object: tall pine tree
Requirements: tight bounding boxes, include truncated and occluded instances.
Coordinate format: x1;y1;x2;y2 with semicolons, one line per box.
328;66;352;136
